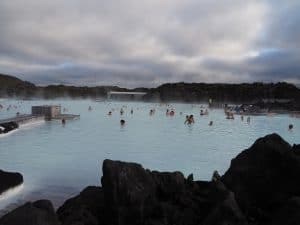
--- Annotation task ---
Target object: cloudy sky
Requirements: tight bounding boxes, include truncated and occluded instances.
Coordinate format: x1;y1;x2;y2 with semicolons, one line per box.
0;0;299;87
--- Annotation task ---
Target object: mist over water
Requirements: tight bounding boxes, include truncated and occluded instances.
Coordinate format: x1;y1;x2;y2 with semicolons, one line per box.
0;99;299;212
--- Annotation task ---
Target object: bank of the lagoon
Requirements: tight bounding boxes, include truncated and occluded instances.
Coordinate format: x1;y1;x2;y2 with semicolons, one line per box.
0;99;299;213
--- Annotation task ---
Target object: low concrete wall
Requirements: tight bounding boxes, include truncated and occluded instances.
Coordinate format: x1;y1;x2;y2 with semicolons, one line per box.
17;115;45;125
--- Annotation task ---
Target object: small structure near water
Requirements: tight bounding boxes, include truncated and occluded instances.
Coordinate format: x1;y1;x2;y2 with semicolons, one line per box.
31;105;80;120
32;105;61;120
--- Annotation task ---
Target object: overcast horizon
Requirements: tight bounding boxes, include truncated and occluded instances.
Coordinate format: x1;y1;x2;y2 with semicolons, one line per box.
1;0;300;88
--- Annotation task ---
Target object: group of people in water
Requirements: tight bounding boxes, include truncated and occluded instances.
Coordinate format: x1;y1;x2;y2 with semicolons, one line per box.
0;103;20;111
101;104;296;131
0;101;296;131
40;103;297;131
225;109;251;124
166;109;175;116
105;105;212;126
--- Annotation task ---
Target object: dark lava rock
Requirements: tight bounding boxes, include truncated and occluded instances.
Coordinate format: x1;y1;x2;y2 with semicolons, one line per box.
0;170;23;195
0;122;19;134
100;159;246;225
222;133;300;221
58;159;247;225
0;200;59;225
57;186;104;225
202;181;246;225
293;144;300;156
267;196;300;225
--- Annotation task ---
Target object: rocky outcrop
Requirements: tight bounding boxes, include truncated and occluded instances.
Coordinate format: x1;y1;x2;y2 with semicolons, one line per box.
293;144;300;156
0;200;59;225
222;133;300;223
0;169;23;195
267;196;300;225
1;133;300;225
57;186;104;225
56;160;246;225
0;122;19;134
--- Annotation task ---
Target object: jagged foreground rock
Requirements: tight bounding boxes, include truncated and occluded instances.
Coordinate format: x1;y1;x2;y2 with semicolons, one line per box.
0;200;59;225
56;160;246;225
1;133;300;225
222;133;300;224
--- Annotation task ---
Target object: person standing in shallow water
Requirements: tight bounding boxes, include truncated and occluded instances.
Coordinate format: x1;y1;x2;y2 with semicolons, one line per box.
247;116;251;124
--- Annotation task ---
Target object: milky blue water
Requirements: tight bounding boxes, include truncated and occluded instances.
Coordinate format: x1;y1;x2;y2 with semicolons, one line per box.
0;99;299;212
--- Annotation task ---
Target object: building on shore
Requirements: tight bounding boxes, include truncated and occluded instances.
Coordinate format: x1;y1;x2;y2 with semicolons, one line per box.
107;91;147;101
32;105;61;120
32;105;79;120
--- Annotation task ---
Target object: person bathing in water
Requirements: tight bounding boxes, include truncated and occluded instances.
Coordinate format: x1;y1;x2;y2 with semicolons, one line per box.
184;115;189;124
247;116;251;124
120;119;125;126
189;115;195;124
185;115;194;124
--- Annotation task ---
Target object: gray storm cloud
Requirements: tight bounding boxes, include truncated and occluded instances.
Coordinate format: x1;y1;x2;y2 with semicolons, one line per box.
0;0;299;87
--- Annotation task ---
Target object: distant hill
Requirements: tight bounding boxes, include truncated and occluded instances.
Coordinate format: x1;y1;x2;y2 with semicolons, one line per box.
0;74;35;88
1;73;300;103
0;74;36;97
0;74;130;98
143;82;300;103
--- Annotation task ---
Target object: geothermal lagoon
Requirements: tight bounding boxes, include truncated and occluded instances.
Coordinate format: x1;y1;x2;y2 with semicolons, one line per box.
0;99;299;213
